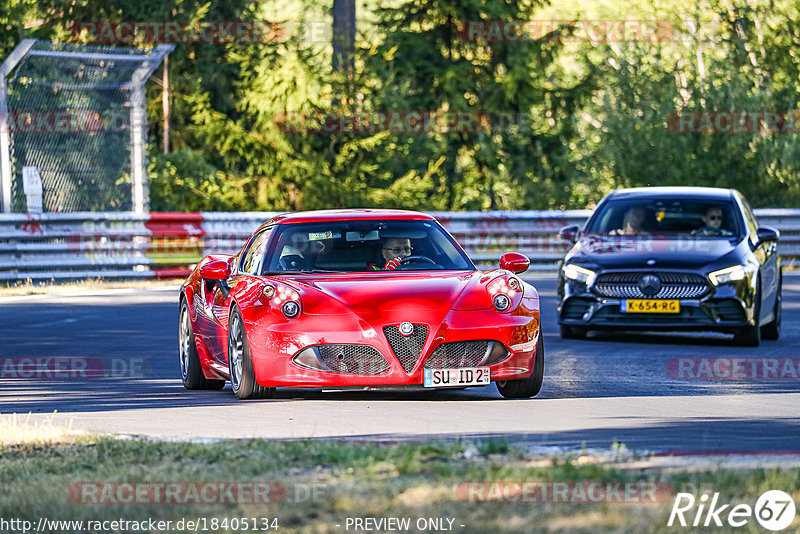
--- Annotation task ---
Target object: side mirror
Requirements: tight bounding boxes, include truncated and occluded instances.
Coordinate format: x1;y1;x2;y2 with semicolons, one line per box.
756;226;780;244
199;260;231;280
558;224;580;244
500;252;530;274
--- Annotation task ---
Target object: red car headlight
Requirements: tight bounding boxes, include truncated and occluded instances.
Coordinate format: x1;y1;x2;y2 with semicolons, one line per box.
262;283;302;318
486;276;522;313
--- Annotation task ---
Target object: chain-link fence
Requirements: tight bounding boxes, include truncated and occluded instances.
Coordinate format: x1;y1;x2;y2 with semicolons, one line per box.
0;40;173;213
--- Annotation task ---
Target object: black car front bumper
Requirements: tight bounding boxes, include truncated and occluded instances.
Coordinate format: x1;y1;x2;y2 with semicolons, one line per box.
557;274;756;333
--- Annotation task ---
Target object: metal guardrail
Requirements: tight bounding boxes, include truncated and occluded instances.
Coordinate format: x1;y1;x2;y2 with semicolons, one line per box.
1;210;798;281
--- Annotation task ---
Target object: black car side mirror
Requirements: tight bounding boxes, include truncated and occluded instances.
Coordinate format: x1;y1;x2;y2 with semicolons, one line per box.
558;224;580;245
756;226;780;245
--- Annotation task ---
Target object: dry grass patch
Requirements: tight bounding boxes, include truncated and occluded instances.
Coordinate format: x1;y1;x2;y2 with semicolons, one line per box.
0;412;91;451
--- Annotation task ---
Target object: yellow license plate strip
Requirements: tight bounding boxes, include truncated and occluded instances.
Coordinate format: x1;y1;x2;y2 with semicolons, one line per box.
621;299;680;313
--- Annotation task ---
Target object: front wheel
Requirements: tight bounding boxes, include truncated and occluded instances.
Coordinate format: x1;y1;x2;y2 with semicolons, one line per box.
179;299;225;390
734;281;761;347
496;336;544;399
560;324;586;339
761;278;781;341
228;307;275;400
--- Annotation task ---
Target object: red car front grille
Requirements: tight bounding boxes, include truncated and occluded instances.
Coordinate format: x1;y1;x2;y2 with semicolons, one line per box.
423;341;492;369
317;345;390;375
383;324;428;373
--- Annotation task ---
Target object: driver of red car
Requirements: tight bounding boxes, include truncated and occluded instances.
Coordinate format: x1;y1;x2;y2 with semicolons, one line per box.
381;237;413;270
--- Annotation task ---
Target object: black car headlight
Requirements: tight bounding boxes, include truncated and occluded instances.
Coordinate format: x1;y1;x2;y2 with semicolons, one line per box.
562;264;597;286
708;264;757;286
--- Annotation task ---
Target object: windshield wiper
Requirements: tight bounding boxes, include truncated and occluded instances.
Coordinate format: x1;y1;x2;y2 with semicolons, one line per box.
261;269;342;275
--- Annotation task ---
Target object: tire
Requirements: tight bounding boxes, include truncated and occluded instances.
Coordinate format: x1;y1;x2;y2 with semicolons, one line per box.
496;336;544;399
761;277;781;341
560;324;586;339
179;298;225;390
228;306;275;400
734;281;761;347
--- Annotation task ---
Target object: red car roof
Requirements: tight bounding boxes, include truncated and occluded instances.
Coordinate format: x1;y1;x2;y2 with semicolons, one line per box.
265;209;436;226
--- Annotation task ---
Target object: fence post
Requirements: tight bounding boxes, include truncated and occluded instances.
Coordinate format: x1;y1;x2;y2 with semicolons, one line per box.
0;39;37;213
129;82;146;214
127;44;174;214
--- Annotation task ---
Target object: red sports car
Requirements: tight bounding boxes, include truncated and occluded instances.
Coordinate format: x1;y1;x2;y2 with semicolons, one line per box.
179;209;543;399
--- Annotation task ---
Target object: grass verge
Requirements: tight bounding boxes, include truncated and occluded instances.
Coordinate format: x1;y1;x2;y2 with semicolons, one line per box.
1;432;798;533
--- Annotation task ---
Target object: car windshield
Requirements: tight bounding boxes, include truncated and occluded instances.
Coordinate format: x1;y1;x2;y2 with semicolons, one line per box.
261;220;474;273
585;198;742;237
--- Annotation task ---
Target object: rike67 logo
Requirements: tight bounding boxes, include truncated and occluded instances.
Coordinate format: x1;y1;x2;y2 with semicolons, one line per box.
668;490;796;531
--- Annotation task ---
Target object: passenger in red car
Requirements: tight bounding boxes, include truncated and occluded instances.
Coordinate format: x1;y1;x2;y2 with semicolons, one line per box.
382;237;413;269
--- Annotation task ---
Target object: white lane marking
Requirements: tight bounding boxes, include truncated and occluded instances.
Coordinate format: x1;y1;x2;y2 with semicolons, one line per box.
0;286;180;304
33;314;101;327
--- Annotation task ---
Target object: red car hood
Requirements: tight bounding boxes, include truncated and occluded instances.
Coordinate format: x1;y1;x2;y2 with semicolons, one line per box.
281;271;488;322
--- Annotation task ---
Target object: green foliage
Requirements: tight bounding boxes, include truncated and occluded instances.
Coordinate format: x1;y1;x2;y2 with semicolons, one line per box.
579;0;800;207
3;0;800;210
148;148;251;211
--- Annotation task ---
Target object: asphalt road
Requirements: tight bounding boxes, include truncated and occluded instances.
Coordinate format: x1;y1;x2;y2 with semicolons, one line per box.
2;276;799;454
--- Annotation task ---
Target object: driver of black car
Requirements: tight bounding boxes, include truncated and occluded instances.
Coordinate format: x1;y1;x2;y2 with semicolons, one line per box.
381;237;413;270
692;206;733;236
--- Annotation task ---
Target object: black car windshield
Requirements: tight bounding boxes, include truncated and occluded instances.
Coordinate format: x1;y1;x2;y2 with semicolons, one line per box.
261;220;474;273
585;198;743;238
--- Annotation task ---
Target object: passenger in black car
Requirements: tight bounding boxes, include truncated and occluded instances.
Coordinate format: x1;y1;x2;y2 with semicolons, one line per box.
610;206;649;235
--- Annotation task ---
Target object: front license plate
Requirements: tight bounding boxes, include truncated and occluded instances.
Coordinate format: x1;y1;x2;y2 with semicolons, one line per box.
423;367;490;388
621;299;680;313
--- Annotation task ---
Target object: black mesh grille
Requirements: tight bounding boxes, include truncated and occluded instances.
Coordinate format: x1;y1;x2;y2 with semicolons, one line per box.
706;299;747;322
594;272;710;299
424;341;491;369
562;298;593;320
316;345;390;375
383;324;428;373
593;305;708;323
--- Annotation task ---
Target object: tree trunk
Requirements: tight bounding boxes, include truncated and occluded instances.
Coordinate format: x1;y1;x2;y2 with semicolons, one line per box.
162;56;170;154
332;0;356;75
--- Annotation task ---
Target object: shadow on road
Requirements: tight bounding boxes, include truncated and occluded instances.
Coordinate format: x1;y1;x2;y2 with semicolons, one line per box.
304;417;800;454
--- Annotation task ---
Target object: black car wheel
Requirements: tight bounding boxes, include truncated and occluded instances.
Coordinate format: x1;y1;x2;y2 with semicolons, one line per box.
228;306;275;400
496;336;544;399
761;277;781;340
179;298;225;390
560;325;587;339
734;281;761;347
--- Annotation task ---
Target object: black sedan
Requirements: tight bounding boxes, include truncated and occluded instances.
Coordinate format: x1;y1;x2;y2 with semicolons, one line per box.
557;187;781;346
